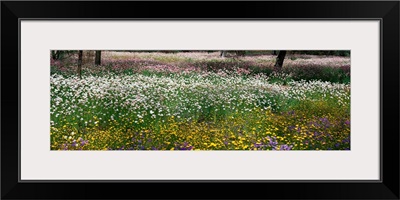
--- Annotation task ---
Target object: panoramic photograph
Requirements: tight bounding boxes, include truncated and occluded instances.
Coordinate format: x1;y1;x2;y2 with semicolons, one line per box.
50;50;350;150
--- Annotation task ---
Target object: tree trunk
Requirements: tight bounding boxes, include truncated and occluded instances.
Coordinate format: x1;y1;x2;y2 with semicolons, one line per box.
95;50;101;65
274;50;287;70
220;50;226;58
77;50;83;79
52;50;63;60
51;50;57;60
236;51;246;57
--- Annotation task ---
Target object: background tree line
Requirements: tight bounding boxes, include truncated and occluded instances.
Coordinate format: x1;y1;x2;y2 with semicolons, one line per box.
51;50;350;78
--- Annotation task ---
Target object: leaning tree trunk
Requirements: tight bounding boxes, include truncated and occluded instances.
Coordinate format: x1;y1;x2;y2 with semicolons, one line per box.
95;50;101;65
77;50;83;79
274;50;287;70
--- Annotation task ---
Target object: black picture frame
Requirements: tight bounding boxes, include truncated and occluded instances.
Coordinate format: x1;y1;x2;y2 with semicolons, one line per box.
1;1;399;199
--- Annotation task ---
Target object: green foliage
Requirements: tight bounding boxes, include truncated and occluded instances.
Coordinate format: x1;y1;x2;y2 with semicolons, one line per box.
292;50;350;57
248;66;273;75
283;65;350;83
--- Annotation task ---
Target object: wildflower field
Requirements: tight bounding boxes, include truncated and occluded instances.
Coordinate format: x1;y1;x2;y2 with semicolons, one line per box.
50;51;350;150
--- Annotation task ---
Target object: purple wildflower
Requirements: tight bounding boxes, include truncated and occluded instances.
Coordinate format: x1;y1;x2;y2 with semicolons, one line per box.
279;145;293;150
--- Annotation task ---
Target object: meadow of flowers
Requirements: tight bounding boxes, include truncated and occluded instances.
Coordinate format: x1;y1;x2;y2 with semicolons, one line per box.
50;51;350;150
